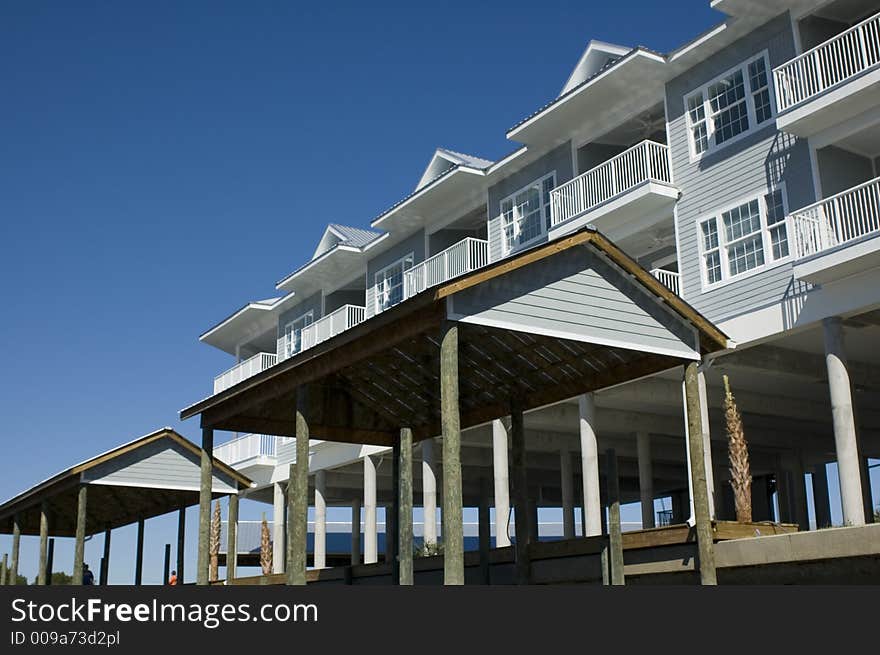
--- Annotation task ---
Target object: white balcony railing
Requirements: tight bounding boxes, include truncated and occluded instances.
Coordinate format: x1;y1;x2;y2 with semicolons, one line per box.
788;176;880;260
403;237;489;298
277;304;365;363
774;11;880;112
650;268;680;295
214;433;290;466
213;352;277;394
550;140;672;227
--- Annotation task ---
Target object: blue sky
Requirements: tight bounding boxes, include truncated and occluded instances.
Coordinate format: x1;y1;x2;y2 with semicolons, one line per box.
1;1;874;584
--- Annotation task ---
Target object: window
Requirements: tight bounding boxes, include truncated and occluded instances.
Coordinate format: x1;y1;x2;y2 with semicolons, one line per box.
374;253;414;312
685;53;774;157
283;310;314;356
500;172;556;254
698;186;790;286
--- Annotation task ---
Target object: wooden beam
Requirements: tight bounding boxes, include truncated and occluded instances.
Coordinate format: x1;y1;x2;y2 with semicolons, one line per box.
196;428;213;586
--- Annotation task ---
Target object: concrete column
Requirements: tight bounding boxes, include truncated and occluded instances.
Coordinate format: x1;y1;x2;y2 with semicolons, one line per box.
227;494;238;580
313;470;326;570
176;506;185;583
698;370;716;518
272;482;285;574
478;477;491;584
364;455;378;564
684;362;717;585
421;438;438;548
579;394;602;536
637;432;655;529
823;316;866;526
440;320;464;585
10;514;20;585
492;419;511;547
72;485;87;586
37;500;49;585
99;525;111;585
287;387;310;585
560;450;575;539
606;449;624;585
134;518;145;585
398;427;413;585
197;427;214;586
510;399;530;585
812;464;832;528
350;498;361;565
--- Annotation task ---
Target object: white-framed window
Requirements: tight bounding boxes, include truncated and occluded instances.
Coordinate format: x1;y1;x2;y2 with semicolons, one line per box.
283;310;314;356
374;252;414;312
684;52;774;159
499;171;556;254
697;185;790;288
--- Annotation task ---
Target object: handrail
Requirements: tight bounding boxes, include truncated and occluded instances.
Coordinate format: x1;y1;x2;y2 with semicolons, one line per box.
213;352;277;394
403;237;488;299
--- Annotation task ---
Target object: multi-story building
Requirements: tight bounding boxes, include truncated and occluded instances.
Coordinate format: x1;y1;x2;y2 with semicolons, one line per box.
189;0;880;575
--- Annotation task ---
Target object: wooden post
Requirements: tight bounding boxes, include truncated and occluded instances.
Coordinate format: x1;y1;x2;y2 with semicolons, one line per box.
227;494;239;581
1;553;7;586
197;427;214;586
510;397;530;585
440;320;464;585
605;449;625;585
37;500;49;585
10;514;20;586
163;544;171;585
478;477;491;585
684;361;717;585
287;387;309;585
351;498;361;565
72;485;88;586
134;518;145;585
46;538;55;585
99;526;111;585
176;506;186;583
398;427;414;585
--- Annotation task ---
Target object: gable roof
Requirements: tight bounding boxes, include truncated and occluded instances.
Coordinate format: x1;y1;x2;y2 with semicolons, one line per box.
560;40;632;96
415;147;494;190
312;224;384;260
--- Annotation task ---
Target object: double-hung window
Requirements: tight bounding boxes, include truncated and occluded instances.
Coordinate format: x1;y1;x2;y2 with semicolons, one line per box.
685;52;774;158
374;253;414;313
283;310;314;357
500;172;556;255
698;186;790;287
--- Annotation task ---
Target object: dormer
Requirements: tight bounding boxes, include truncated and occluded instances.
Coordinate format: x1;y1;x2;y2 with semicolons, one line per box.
416;148;493;190
560;40;631;96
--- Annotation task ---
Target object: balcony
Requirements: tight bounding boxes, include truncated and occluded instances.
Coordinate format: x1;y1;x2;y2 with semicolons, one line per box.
213;433;291;470
214;352;277;394
403;238;488;297
277;304;366;363
774;11;880;137
548;140;678;241
650;268;680;296
788;176;880;284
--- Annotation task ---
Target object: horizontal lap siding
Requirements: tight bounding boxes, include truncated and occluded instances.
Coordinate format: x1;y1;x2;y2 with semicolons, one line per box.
669;12;817;324
453;247;698;357
278;290;324;338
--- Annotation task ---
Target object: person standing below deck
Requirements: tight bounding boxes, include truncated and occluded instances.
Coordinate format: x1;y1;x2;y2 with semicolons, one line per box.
168;570;178;586
82;564;94;585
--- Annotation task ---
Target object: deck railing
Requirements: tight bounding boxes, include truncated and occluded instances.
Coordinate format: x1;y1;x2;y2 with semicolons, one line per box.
213;352;277;394
787;176;880;260
277;304;365;363
403;237;489;298
774;11;880;112
550;140;672;228
650;268;680;295
214;433;290;465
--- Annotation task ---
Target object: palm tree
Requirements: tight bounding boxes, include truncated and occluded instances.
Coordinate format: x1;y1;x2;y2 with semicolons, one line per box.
723;375;752;522
260;513;272;576
209;501;221;581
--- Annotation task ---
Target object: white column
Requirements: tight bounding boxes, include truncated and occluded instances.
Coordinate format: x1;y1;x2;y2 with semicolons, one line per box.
314;470;326;569
421;439;438;547
698;370;716;519
637;431;655;529
579;394;602;536
824;317;866;526
364;455;378;563
272;482;285;574
492;419;511;547
560;450;575;539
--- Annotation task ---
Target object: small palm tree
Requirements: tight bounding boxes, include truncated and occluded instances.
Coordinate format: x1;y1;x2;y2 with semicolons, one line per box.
209;501;221;581
260;513;272;576
723;375;752;522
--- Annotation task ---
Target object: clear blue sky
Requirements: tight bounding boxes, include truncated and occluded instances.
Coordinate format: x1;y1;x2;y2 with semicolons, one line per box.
2;1;872;584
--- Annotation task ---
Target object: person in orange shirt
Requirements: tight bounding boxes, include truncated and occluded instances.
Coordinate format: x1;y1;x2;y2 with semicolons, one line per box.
168;570;178;585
